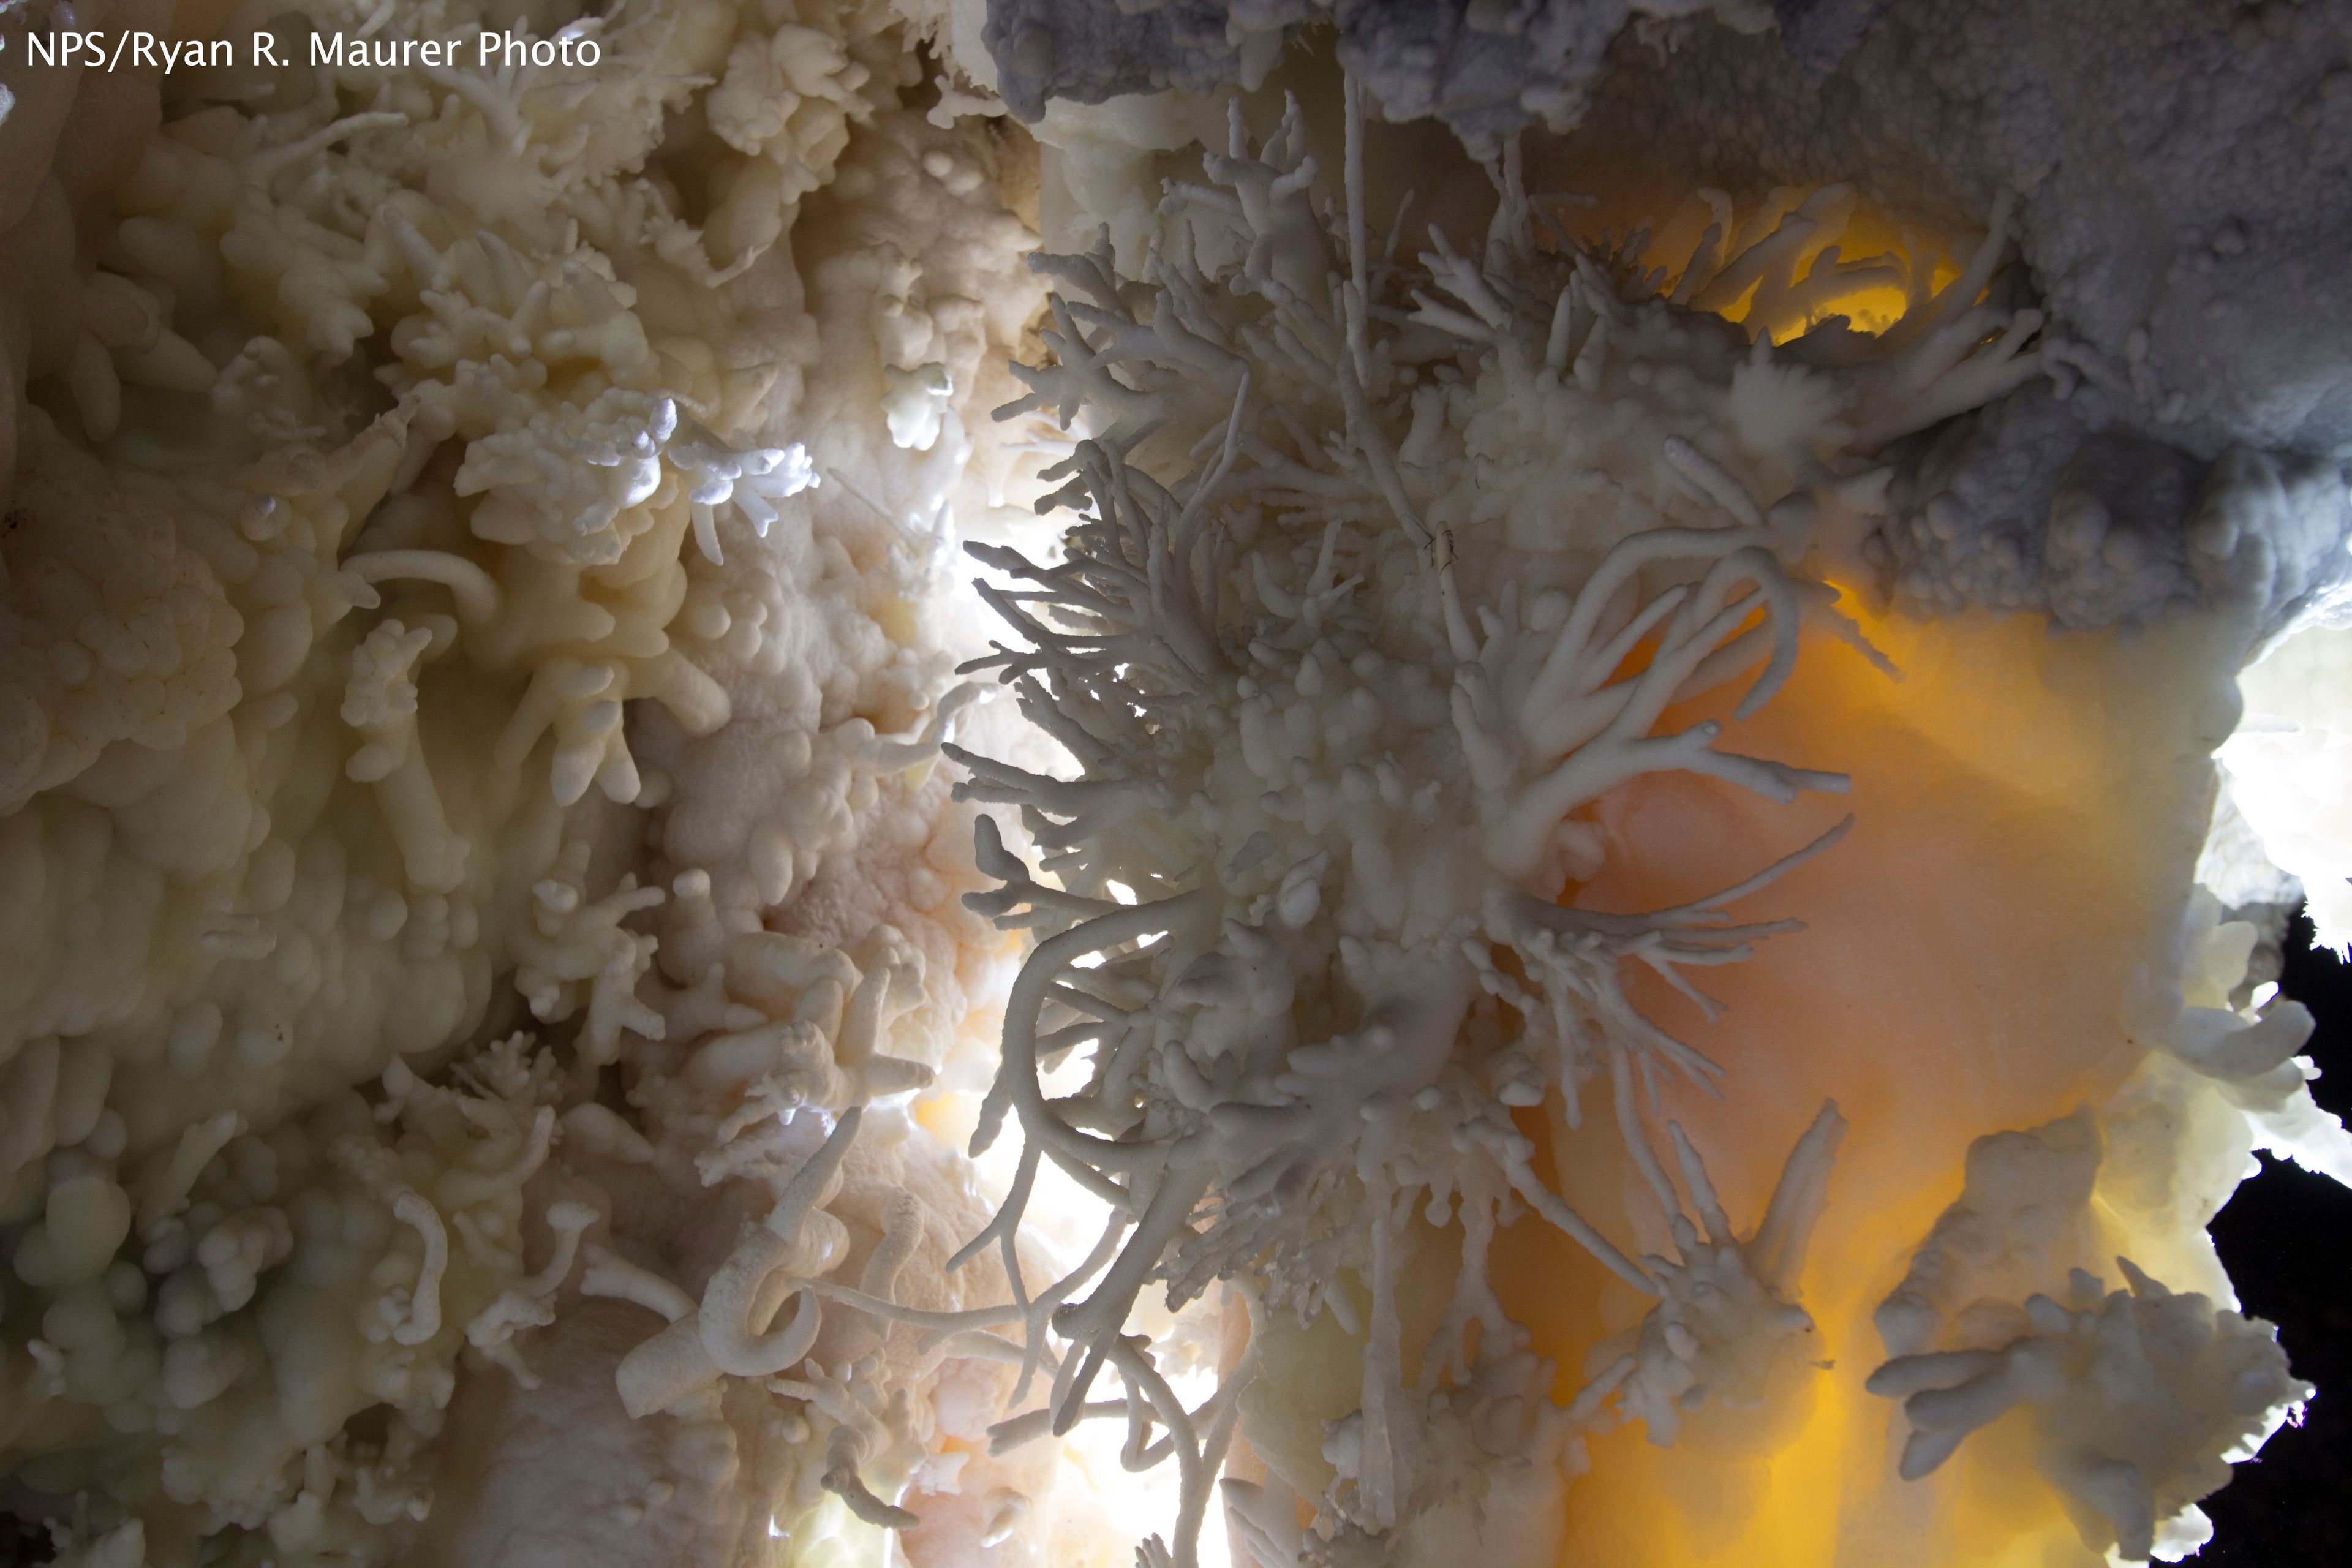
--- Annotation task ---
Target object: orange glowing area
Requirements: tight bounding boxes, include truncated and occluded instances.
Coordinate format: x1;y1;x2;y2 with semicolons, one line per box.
1487;599;2247;1568
1536;173;1971;345
1215;597;2256;1568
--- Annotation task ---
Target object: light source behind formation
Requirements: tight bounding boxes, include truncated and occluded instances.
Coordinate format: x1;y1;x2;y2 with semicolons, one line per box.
0;4;2345;1567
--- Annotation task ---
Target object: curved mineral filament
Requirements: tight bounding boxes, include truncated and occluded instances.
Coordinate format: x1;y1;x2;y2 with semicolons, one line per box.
388;1191;449;1348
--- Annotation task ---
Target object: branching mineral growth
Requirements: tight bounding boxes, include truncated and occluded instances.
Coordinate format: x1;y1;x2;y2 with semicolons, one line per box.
973;1;2352;632
0;2;2345;1567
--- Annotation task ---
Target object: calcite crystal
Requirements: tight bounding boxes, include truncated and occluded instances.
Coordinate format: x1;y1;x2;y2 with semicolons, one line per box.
0;3;2344;1567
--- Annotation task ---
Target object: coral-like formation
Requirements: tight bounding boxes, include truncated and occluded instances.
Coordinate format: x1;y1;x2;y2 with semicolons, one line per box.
1;1;1069;1561
1869;1107;2312;1564
921;85;2239;1564
4;2;2346;1566
1873;1261;2309;1564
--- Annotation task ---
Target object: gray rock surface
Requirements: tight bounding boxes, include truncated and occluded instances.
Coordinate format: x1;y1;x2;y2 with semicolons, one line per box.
1564;0;2352;633
1766;0;1891;72
1329;1;1641;151
984;2;1682;145
982;0;1311;119
1574;0;2352;462
1876;384;2352;643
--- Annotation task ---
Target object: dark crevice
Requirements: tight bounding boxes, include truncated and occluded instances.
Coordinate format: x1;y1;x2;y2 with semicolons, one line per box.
2203;909;2352;1562
0;1513;51;1567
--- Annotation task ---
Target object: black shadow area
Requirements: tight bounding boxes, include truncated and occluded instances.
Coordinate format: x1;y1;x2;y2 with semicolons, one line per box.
2203;910;2352;1563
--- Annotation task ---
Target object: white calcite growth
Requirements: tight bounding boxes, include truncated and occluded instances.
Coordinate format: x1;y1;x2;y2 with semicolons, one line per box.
0;0;1061;1562
1869;1107;2311;1565
3;5;2345;1567
2150;892;2352;1188
1591;1103;1846;1452
935;84;2061;1565
1872;1262;2309;1566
